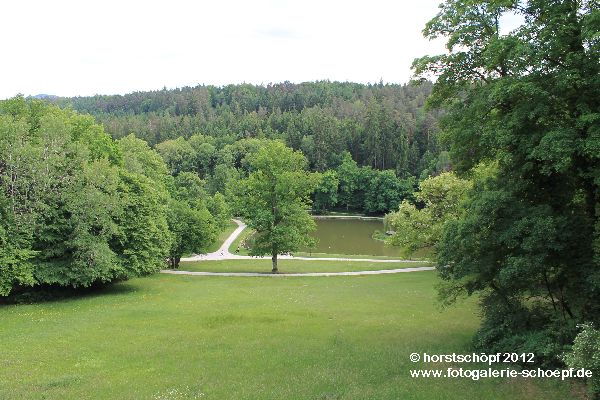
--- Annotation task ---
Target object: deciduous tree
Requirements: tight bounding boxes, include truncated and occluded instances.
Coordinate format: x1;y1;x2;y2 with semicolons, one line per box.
236;141;319;273
385;172;471;256
414;0;600;367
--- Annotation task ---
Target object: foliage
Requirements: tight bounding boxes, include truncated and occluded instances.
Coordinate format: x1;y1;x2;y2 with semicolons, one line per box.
115;135;173;276
34;158;124;287
414;0;600;368
166;199;215;268
0;97;174;295
164;171;216;268
235;140;319;272
336;152;362;210
564;323;600;399
206;192;231;231
171;172;207;204
130;126;420;216
155;137;196;176
313;170;339;213
0;194;35;296
49;81;446;184
332;151;415;214
114;170;172;276
118;133;169;184
362;169;415;215
386;172;470;256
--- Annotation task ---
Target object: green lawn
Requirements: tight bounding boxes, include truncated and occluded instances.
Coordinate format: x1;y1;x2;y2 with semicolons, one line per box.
0;271;580;399
291;251;427;261
178;259;431;273
205;221;239;253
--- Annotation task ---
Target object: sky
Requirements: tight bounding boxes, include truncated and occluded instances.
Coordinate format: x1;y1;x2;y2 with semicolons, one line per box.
1;0;452;99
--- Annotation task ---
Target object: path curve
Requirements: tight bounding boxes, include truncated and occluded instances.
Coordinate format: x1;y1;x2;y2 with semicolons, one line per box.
161;266;435;277
180;219;429;264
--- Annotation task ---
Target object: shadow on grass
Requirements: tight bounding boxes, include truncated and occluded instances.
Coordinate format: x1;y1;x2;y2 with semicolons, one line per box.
0;280;138;305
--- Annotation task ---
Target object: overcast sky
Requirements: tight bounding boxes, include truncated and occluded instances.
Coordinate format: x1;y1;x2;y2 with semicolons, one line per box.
1;0;451;99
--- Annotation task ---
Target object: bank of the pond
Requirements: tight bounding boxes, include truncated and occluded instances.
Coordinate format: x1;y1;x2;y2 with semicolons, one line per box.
312;214;383;220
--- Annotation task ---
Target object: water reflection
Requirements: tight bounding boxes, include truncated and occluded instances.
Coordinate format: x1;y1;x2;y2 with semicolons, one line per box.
302;218;400;257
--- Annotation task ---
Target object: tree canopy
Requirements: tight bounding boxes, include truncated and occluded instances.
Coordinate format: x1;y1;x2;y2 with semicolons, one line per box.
0;98;167;294
235;140;319;273
413;0;600;377
47;81;448;195
0;97;220;296
385;172;471;257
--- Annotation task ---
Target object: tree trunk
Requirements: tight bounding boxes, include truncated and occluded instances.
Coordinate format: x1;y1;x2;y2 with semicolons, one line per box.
169;256;181;269
272;252;278;273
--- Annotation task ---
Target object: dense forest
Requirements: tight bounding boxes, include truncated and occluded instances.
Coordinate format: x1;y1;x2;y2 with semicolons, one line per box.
52;82;442;174
45;82;448;216
53;83;444;171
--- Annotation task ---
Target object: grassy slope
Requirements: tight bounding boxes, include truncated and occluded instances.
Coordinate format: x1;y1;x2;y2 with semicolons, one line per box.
179;259;432;273
228;226;254;255
0;272;578;400
205;221;238;253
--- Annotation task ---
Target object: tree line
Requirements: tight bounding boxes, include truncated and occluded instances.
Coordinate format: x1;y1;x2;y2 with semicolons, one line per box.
0;97;229;297
42;81;452;218
49;81;449;181
150;133;416;216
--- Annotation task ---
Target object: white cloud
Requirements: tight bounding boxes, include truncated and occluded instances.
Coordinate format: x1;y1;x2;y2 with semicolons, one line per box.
0;0;446;98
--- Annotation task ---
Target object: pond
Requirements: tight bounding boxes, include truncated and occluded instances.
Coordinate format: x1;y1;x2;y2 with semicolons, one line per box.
302;217;401;257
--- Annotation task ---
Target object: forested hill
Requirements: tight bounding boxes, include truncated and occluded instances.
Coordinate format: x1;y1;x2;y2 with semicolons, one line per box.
50;81;447;180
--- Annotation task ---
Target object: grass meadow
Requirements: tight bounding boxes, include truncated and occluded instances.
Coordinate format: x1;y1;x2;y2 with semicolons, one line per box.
178;259;431;273
0;271;580;399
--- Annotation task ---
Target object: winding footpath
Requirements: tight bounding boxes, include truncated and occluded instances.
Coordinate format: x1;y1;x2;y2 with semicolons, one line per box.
161;219;435;277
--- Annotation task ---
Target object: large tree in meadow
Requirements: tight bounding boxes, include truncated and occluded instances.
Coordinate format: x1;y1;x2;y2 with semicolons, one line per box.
414;0;600;367
236;140;319;273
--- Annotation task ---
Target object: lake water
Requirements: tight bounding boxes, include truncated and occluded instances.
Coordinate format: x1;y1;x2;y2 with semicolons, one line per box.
302;218;401;257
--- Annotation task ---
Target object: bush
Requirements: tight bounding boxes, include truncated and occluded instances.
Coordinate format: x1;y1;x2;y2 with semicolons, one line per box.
564;323;600;399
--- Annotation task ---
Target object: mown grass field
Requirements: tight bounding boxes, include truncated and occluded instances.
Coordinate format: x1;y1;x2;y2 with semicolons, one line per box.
0;271;580;399
179;259;431;273
289;252;426;261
